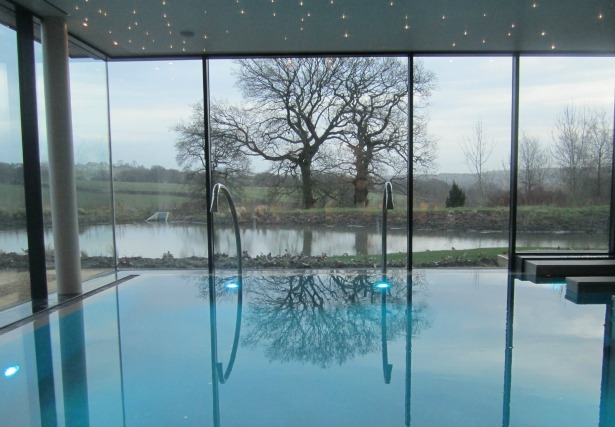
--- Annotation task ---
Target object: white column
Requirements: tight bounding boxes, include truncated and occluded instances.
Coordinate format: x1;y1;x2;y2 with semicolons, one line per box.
42;16;82;295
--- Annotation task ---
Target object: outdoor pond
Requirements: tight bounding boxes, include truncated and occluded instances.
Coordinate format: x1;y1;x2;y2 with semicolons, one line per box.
0;223;607;259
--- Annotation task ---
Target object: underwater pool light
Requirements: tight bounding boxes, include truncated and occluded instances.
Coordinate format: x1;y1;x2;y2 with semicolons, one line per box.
4;365;19;377
376;282;390;289
225;282;239;289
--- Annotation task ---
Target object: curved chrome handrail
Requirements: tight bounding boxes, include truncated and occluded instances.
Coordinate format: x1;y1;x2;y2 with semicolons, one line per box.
211;183;243;276
210;183;243;385
382;181;394;275
381;283;393;384
216;275;243;384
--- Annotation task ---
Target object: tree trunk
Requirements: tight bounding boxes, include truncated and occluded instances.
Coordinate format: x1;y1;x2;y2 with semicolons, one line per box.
353;174;370;207
353;151;371;207
300;163;316;209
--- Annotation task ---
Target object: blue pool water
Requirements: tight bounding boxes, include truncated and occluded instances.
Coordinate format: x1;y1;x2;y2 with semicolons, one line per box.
0;269;610;426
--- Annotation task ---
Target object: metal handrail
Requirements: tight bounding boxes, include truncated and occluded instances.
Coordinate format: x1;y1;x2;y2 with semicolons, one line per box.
210;183;243;276
382;181;394;275
209;183;243;385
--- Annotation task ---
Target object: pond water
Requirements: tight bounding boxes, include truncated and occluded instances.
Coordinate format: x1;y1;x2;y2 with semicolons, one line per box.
0;223;606;259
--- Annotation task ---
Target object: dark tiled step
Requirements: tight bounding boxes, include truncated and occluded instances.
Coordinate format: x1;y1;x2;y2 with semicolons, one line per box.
524;259;615;279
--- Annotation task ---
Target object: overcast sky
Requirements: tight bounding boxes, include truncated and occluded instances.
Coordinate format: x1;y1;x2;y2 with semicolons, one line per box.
1;38;614;175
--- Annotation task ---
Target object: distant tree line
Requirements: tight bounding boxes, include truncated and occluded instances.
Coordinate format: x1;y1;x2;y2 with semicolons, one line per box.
112;162;185;184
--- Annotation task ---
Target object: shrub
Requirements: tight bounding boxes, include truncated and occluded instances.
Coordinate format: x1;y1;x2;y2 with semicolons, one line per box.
446;181;466;208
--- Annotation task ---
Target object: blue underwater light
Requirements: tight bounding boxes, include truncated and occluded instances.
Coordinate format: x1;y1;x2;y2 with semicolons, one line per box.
4;365;19;377
225;282;239;289
376;282;390;289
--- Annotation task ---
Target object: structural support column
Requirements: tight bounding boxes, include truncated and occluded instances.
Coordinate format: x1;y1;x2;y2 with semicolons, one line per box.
41;17;82;295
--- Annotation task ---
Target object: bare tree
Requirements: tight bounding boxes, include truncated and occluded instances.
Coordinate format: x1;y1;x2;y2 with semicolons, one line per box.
551;104;593;202
177;57;437;209
229;58;350;209
518;133;550;204
339;58;437;206
460;118;495;202
173;101;250;195
588;109;613;200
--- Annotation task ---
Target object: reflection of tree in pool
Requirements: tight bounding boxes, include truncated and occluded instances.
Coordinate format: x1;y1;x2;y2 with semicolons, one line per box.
242;271;430;368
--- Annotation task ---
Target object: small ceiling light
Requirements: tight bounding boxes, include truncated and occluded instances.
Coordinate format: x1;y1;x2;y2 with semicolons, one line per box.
452;42;456;47
551;44;556;50
511;23;515;28
442;15;446;20
464;30;468;35
113;40;118;46
532;2;538;8
404;24;410;30
541;31;546;36
344;32;349;38
82;21;88;27
598;13;603;19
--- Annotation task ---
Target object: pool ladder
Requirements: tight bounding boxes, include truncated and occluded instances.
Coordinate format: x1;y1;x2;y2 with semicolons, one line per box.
210;183;243;385
210;183;243;276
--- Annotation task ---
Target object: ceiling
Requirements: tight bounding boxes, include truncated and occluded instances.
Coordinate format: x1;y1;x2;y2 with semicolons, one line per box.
9;0;615;58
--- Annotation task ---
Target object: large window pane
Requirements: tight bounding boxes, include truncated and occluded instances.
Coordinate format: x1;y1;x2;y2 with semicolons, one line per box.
207;57;412;270
517;57;615;253
108;60;203;268
70;49;115;281
0;15;31;309
413;57;512;267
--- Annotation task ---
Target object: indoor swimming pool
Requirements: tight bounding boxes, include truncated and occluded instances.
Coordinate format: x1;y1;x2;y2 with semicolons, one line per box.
0;269;611;426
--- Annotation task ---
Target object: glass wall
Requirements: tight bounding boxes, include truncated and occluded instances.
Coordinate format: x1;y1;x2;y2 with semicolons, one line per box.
413;56;512;267
0;12;30;310
108;59;203;268
517;57;615;253
208;57;411;270
69;48;115;280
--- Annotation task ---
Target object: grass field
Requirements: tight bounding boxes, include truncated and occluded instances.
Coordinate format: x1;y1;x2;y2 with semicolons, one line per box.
0;180;610;229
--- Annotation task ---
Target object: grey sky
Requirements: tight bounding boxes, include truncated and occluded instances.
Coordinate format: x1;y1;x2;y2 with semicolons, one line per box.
2;39;615;175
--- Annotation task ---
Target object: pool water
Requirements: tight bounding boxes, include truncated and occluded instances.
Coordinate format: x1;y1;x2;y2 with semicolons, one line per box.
0;269;610;426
